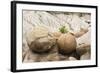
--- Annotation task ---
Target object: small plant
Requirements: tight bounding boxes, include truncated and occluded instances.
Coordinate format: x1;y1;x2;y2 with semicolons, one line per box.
59;25;68;33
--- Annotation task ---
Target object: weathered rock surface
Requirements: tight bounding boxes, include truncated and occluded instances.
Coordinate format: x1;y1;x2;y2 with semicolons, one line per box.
76;28;91;55
80;52;91;60
22;11;91;62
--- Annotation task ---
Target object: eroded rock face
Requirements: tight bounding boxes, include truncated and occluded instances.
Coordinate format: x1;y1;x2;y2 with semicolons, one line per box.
76;28;91;56
22;11;91;62
76;45;90;56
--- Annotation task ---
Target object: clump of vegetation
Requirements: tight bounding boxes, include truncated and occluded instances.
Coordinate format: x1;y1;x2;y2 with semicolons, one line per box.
59;25;68;33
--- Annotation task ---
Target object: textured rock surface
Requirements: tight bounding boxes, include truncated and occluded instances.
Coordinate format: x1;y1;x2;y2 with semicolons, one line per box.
22;11;91;62
76;28;91;56
80;52;91;60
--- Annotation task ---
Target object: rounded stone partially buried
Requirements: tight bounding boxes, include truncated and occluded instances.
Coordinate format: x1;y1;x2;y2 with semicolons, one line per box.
29;37;56;53
26;26;56;53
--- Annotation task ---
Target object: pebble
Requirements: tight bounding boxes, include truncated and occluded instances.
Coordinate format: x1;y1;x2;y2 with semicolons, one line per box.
69;57;77;60
59;54;68;60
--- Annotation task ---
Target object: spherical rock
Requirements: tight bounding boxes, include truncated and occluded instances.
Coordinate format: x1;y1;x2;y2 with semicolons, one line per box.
57;33;77;54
